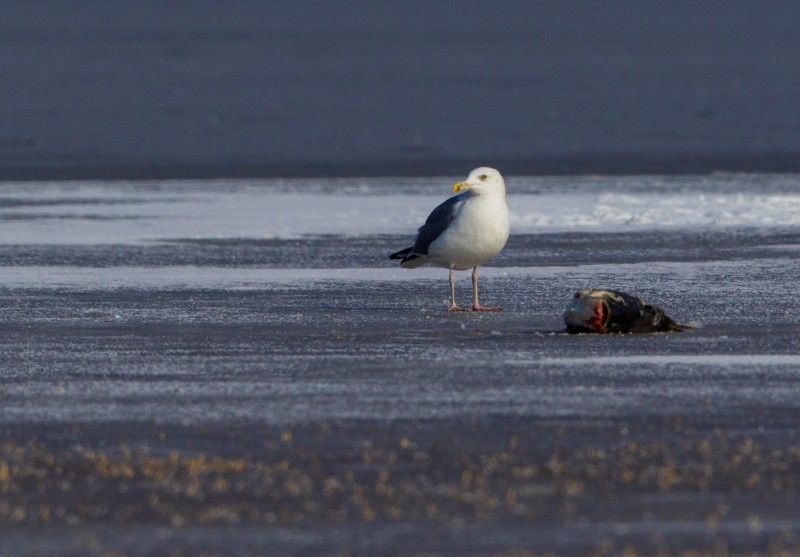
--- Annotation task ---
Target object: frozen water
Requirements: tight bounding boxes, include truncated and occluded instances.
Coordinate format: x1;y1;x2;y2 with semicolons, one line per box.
1;175;799;556
512;354;800;368
0;258;796;292
1;174;799;245
1;174;798;424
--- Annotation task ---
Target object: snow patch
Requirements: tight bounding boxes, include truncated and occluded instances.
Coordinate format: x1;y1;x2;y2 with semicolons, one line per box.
1;176;799;245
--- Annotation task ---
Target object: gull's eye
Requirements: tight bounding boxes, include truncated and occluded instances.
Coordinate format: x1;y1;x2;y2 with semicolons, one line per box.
479;174;488;181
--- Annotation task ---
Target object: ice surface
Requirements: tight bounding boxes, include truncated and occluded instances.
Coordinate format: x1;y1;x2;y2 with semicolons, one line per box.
512;354;800;368
2;174;800;556
1;174;799;245
1;172;798;424
0;258;795;291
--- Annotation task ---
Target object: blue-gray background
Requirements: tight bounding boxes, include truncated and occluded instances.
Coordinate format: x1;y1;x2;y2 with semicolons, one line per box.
2;0;799;179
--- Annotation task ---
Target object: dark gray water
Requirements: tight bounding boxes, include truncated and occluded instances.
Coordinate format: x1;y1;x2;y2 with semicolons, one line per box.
2;0;800;179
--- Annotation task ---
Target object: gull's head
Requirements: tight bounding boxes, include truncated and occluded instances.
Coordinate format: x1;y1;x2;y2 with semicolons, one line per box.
452;167;505;196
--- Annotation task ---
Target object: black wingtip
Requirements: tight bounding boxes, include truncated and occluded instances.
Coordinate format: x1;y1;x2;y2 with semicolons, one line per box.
389;247;413;260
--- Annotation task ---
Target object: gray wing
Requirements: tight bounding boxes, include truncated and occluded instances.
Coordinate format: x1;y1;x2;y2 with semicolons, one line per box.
411;194;465;255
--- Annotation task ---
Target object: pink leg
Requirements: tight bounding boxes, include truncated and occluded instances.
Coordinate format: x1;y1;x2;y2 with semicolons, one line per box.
471;267;502;312
447;269;468;312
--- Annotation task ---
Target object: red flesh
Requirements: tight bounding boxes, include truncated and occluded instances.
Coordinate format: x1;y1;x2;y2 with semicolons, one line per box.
589;301;609;331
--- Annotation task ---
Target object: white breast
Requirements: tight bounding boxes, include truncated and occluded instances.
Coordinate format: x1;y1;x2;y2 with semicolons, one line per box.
427;194;510;270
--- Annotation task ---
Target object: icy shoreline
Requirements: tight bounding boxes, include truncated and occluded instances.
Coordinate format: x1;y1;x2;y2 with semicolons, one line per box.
1;175;799;245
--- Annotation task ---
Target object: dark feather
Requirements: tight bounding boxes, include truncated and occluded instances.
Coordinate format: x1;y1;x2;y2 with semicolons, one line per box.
389;193;465;263
410;195;463;255
389;247;412;260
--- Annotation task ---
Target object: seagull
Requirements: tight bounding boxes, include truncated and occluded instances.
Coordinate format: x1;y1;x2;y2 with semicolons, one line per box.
389;167;510;312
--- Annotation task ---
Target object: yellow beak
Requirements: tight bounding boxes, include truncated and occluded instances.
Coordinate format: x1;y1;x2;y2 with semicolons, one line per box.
452;181;469;193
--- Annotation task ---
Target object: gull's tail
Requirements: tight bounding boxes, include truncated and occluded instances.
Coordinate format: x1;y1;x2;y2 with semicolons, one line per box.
389;247;425;268
389;247;412;260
